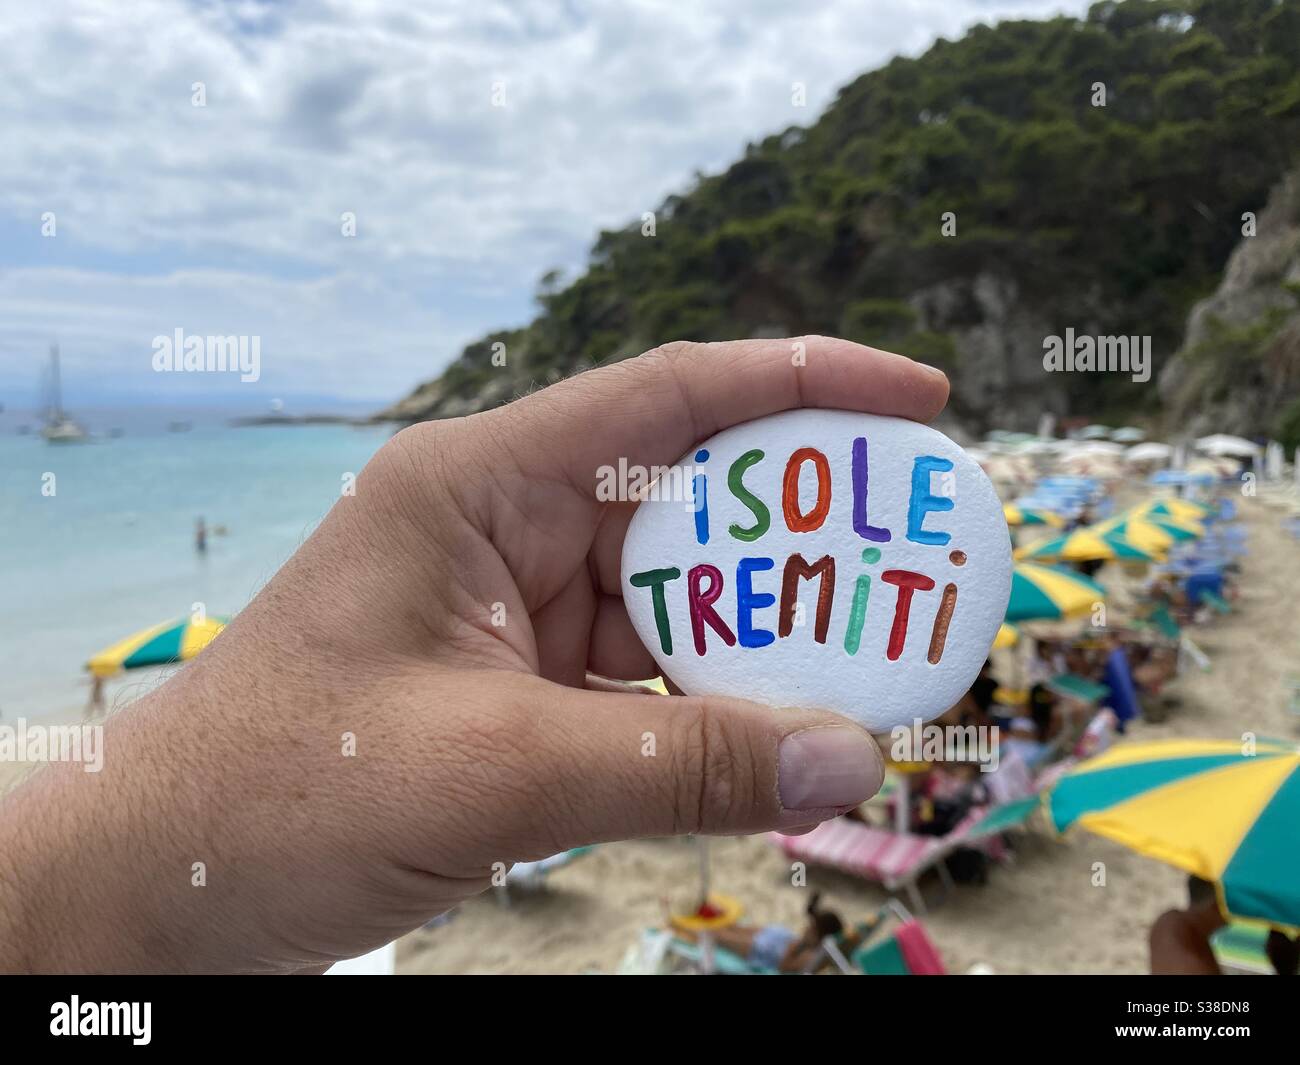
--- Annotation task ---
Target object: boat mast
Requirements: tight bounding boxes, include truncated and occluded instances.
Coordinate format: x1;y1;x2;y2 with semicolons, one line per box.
48;343;64;422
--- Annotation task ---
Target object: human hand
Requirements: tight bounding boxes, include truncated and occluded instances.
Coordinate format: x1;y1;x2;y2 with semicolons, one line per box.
0;337;947;972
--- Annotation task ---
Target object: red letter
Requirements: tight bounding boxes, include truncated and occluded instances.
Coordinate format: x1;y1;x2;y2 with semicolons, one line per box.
881;569;936;661
688;564;736;656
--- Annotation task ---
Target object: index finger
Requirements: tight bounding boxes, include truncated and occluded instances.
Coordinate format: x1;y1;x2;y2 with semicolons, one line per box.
492;336;949;491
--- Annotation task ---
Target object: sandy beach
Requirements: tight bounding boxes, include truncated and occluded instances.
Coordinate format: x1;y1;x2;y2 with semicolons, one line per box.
395;497;1299;975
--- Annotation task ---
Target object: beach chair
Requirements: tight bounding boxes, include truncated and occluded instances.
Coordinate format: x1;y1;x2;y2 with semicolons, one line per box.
1145;605;1181;641
854;919;947;975
1211;923;1274;976
1046;672;1109;707
770;801;1034;914
770;815;969;914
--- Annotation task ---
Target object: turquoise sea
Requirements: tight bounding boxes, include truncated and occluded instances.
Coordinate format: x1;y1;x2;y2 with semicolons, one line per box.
0;410;390;720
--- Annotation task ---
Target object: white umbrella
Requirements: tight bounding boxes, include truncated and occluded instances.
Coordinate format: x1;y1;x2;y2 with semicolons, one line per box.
1186;457;1235;477
1064;440;1125;456
1112;426;1146;443
1195;433;1260;458
1125;441;1172;463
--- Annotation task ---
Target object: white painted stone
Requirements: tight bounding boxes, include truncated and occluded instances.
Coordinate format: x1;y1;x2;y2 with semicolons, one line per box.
620;410;1011;732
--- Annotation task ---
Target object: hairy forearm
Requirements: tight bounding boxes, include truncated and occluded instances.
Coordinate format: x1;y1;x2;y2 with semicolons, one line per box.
0;697;216;972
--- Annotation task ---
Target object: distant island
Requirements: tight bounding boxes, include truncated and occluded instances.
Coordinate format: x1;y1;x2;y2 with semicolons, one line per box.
229;413;380;427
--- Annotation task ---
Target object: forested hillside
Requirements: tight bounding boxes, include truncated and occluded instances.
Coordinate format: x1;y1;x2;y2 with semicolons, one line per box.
381;0;1300;434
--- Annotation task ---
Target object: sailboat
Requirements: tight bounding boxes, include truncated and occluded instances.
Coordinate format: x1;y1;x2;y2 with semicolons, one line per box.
41;344;87;443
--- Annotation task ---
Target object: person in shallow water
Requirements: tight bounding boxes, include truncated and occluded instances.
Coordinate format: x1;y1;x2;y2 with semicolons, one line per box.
0;338;950;973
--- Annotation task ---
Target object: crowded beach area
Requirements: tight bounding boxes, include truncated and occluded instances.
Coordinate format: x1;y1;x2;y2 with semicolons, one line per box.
392;429;1300;975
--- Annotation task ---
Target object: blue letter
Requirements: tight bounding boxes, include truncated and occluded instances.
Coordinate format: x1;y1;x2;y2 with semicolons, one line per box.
692;448;710;545
907;456;954;546
736;557;776;648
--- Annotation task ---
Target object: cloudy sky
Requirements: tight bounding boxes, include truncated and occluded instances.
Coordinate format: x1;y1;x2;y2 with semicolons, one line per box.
0;0;1090;411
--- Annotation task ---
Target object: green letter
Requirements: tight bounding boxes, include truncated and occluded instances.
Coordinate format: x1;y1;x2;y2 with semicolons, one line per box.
727;449;770;542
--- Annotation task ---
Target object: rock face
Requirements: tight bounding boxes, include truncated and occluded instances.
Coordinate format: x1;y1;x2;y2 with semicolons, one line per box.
1159;172;1300;442
909;273;1061;432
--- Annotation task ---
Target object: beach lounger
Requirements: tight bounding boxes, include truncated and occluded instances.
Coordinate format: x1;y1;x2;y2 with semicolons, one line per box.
770;801;1032;914
1211;923;1274;976
1046;672;1109;707
854;917;947;975
1145;606;1181;641
770;815;969;913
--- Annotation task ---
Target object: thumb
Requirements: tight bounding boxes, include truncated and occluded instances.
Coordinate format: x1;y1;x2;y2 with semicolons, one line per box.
480;673;886;858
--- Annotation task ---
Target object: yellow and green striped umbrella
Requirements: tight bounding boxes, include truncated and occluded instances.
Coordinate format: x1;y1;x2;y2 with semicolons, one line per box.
1090;512;1180;554
1005;562;1105;622
1015;526;1161;563
993;622;1019;649
87;615;228;678
1146;497;1214;523
1126;502;1204;541
1047;739;1300;930
1003;504;1063;527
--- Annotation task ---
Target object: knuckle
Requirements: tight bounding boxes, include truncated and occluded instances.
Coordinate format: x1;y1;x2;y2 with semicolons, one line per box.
668;703;757;834
642;339;699;367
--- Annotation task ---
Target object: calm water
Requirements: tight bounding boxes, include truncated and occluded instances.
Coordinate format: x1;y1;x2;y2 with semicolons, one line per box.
0;418;390;719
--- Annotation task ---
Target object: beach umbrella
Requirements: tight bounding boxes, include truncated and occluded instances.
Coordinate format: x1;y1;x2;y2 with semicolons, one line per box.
1005;563;1105;623
1046;738;1300;930
1149;469;1215;488
1125;442;1172;463
1064;440;1125;456
1003;503;1063;527
1015;527;1161;564
1124;505;1204;542
1112;427;1146;443
1090;511;1200;556
1077;425;1112;440
1147;497;1214;523
1195;434;1259;459
993;623;1019;649
1184;457;1223;476
86;615;228;677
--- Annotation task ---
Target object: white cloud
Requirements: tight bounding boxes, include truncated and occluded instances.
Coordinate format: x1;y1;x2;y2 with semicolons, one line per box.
0;0;1090;406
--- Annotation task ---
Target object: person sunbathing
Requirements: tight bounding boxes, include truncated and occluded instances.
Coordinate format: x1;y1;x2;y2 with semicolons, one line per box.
671;893;870;973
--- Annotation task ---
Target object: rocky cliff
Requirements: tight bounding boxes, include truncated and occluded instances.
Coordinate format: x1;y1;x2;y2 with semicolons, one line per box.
1158;171;1300;447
